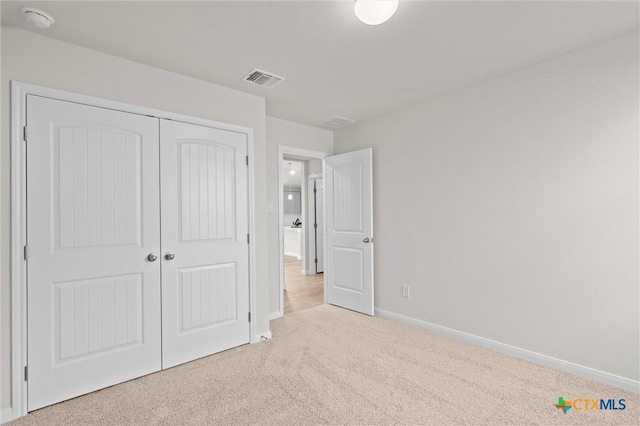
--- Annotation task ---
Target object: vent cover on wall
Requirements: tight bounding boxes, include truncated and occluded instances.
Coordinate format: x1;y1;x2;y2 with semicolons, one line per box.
319;116;356;129
242;68;285;88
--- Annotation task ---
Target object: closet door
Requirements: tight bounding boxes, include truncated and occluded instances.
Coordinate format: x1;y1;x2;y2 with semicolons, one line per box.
26;95;162;410
160;120;250;368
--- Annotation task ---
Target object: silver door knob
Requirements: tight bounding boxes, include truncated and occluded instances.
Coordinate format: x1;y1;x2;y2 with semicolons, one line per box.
147;253;158;262
165;252;175;261
363;238;370;243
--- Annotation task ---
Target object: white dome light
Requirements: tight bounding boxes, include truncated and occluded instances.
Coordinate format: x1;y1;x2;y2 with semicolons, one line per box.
354;0;399;26
21;7;55;29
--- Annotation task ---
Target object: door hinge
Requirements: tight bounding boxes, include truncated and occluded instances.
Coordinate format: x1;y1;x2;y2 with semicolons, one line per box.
23;126;28;142
247;233;250;244
24;366;28;381
246;156;249;166
248;312;251;322
314;223;317;229
313;187;317;194
314;258;318;264
23;245;28;261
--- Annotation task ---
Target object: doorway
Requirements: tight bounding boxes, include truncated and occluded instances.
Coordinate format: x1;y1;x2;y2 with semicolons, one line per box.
281;160;323;314
277;147;328;316
277;147;374;316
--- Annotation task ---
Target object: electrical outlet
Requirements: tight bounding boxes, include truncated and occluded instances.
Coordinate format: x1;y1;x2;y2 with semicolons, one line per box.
402;285;410;298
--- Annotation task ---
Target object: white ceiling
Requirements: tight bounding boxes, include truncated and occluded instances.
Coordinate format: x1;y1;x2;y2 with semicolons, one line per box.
2;1;638;128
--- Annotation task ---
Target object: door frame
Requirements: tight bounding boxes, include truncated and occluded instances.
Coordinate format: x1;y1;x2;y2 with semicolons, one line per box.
10;81;259;419
307;173;323;274
275;146;329;318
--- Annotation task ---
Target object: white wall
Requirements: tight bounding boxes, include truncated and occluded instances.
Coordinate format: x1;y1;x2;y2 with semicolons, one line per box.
0;27;269;415
266;117;333;316
307;159;322;176
334;31;639;382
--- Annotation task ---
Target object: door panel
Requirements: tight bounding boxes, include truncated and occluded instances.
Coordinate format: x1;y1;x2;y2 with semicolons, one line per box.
160;120;250;368
332;163;363;232
27;95;161;410
55;273;143;361
179;264;237;331
316;178;325;273
325;148;374;315
179;142;236;240
57;126;141;248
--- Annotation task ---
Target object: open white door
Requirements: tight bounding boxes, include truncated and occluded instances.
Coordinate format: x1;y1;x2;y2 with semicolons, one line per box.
325;148;374;315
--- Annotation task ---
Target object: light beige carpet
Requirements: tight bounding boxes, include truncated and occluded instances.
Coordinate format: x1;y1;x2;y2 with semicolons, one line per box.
12;304;638;425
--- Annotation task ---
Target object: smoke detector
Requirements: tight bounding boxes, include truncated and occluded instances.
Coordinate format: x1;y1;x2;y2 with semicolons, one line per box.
21;7;55;29
319;116;356;129
242;68;285;89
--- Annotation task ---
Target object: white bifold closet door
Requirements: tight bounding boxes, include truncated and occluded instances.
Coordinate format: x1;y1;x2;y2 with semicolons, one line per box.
26;95;251;411
27;95;162;410
160;120;250;368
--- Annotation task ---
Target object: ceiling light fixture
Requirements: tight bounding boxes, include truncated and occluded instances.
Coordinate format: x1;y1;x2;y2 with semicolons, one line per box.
354;0;399;26
21;7;55;29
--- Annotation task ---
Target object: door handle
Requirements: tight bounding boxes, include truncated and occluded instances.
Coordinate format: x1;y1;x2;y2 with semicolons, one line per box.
147;253;158;262
165;252;175;261
363;238;370;243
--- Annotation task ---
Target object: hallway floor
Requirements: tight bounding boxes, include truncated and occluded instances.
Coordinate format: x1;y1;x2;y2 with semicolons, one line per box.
283;255;324;314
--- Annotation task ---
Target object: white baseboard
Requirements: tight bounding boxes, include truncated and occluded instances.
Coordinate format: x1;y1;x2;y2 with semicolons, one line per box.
269;310;283;320
0;407;14;424
375;308;639;394
251;329;272;344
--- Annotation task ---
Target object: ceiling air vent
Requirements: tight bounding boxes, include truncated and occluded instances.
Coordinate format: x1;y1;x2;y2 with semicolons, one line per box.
319;116;356;129
242;68;285;88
